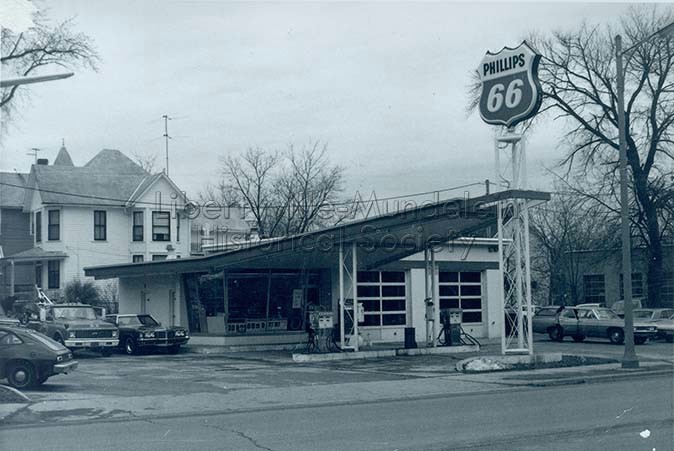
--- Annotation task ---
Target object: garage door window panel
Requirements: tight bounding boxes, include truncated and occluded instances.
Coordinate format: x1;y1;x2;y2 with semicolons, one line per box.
439;271;483;324
356;271;406;329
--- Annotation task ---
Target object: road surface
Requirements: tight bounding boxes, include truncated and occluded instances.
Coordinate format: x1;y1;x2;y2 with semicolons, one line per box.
2;375;671;451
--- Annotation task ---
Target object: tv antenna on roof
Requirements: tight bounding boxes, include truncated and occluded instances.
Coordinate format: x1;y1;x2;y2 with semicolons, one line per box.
27;148;42;164
162;115;172;176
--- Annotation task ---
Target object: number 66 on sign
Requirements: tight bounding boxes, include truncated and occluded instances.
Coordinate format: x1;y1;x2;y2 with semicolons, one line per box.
478;41;542;128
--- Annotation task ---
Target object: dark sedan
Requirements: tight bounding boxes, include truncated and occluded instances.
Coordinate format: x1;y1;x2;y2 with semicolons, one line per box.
0;326;78;389
105;314;189;355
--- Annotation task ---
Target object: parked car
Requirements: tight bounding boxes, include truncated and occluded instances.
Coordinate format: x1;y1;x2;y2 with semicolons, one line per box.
653;312;674;342
632;308;674;322
0;325;78;389
22;303;119;356
610;299;644;318
532;305;657;345
105;314;189;355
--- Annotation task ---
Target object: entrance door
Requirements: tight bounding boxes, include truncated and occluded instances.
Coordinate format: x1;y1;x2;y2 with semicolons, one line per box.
140;291;147;314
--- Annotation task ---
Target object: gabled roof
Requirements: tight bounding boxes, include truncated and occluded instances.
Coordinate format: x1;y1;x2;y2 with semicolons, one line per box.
125;171;187;207
0;172;27;208
53;146;74;167
84;149;147;176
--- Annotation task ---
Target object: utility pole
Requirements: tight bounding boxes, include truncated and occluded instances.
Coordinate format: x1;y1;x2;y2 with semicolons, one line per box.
162;114;171;176
26;148;41;164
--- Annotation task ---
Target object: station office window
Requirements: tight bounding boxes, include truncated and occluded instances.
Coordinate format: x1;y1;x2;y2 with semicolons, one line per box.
35;211;42;242
583;274;605;304
439;271;483;323
152;212;170;241
94;210;107;241
47;261;60;289
133;211;144;241
48;210;60;241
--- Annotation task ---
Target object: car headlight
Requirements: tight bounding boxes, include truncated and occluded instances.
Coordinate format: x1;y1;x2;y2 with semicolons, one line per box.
56;355;63;362
69;331;76;338
175;330;185;336
112;330;118;337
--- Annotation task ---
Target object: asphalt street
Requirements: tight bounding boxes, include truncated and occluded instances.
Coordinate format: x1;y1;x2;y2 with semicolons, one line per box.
1;336;672;450
1;376;671;451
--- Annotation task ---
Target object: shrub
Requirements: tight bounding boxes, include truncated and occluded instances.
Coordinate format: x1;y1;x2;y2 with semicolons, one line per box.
63;279;101;306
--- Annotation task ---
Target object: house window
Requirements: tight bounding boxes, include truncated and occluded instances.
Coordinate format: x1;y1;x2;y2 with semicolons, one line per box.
132;254;144;263
439;271;483;323
152;212;170;241
619;273;644;299
133;211;144;241
35;211;42;242
176;212;181;242
356;271;406;327
664;272;674;303
152;254;167;261
35;264;43;288
47;261;60;289
48;210;60;241
94;211;107;241
583;274;605;304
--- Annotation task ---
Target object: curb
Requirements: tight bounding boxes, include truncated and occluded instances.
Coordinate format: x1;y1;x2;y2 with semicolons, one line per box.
525;368;673;387
292;344;479;362
0;385;31;404
456;353;563;372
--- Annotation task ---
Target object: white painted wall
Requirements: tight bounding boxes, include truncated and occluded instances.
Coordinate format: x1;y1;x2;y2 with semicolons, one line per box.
118;274;182;327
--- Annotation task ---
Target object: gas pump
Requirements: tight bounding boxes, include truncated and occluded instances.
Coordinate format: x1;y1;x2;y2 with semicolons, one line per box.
440;308;462;346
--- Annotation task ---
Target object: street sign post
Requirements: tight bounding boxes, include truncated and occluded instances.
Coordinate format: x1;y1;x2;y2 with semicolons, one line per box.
478;42;542;128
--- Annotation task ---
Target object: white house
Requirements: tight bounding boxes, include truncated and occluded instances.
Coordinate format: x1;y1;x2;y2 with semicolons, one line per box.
18;146;189;299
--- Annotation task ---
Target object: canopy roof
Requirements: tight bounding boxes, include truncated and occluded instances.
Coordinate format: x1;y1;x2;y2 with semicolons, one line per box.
85;189;549;280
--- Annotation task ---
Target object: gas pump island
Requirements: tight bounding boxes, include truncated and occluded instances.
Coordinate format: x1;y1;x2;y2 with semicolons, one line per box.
477;42;545;355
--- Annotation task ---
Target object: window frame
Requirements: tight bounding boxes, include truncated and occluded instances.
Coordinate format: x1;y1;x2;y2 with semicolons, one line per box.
93;210;107;241
35;211;42;242
152;211;170;242
582;274;606;304
356;271;407;328
132;211;144;242
47;210;60;241
439;271;484;324
132;254;144;263
47;260;60;289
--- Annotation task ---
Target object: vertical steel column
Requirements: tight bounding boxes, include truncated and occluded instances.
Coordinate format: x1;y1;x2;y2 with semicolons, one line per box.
424;248;432;345
339;243;345;349
352;241;359;352
497;200;506;355
431;248;438;347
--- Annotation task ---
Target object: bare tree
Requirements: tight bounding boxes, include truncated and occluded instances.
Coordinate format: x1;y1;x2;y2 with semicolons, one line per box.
529;182;620;306
217;142;344;238
132;150;158;173
197;181;241;208
1;11;99;124
469;6;674;306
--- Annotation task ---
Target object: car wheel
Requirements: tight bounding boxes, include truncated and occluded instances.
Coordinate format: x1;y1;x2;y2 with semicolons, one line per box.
634;336;648;345
548;326;564;342
7;361;36;389
124;337;138;355
572;335;585;342
608;328;624;345
168;345;180;354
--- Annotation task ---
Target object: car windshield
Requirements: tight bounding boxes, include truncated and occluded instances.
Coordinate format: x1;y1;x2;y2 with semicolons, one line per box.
118;315;159;327
23;330;64;351
53;307;97;320
595;309;619;320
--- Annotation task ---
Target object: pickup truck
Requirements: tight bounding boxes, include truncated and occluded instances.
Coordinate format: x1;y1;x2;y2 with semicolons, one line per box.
21;303;119;356
532;305;658;345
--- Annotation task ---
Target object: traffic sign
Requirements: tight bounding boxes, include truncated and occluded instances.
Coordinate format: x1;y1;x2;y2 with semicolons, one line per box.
478;42;542;127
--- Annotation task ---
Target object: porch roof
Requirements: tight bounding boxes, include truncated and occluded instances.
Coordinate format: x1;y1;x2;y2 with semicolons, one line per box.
85;189;549;280
0;247;68;263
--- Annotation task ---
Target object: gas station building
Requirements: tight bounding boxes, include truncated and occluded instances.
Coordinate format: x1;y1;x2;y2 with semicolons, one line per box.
84;190;548;348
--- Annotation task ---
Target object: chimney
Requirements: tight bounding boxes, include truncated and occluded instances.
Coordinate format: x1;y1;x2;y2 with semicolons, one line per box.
36;158;49;165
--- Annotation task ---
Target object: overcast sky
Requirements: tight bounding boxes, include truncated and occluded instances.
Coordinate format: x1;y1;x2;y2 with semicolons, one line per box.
1;1;635;201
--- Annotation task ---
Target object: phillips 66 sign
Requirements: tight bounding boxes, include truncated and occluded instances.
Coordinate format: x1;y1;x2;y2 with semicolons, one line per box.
478;42;542;127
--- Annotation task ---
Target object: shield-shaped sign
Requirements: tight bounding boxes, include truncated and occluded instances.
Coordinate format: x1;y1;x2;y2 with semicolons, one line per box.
478;42;542;128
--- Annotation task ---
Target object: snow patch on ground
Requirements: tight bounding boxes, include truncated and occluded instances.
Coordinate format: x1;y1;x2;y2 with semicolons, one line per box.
464;358;511;372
